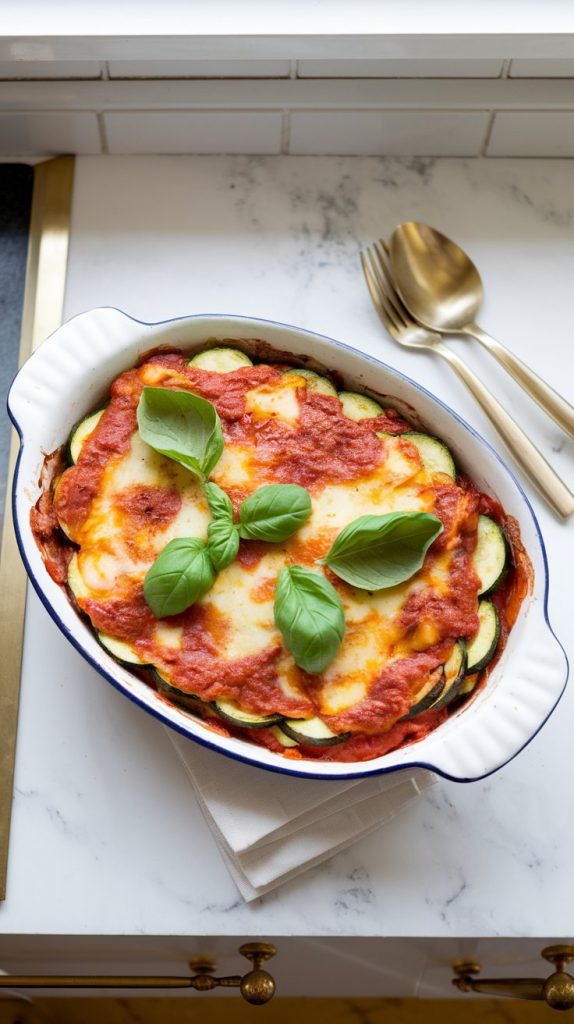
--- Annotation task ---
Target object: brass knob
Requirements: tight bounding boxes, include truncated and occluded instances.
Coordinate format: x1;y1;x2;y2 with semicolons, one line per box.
543;947;574;972
239;942;277;1004
543;973;574;1011
188;956;216;975
239;943;277;967
240;970;276;1005
452;960;481;992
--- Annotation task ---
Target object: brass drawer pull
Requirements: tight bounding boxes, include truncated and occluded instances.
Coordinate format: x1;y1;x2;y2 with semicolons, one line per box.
0;942;276;1006
453;945;574;1011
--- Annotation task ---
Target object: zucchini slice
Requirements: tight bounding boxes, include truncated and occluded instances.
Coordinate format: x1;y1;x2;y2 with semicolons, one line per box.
280;716;351;747
188;348;253;373
97;632;151;668
430;640;467;710
67;553;90;603
403;432;456;479
212;698;283;729
473;515;508;595
402;667;445;721
466;600;500;673
338;391;383;421
458;672;480;698
271;725;299;748
150;668;202;710
67;408;105;464
53;476;74;541
283;368;337;397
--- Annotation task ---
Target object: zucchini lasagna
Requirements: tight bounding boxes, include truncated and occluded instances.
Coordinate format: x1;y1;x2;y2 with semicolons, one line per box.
31;345;531;763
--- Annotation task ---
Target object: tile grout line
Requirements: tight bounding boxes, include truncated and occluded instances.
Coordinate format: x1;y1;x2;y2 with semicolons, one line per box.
481;110;497;155
98;111;110;153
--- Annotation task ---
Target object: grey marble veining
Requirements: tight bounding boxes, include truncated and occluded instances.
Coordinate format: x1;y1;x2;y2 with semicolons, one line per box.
1;155;573;938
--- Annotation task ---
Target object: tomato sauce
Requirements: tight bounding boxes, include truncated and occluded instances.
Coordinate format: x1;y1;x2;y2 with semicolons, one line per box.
30;451;73;585
31;347;531;764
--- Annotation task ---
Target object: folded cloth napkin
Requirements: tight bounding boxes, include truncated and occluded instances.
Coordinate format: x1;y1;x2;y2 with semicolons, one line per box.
168;731;436;901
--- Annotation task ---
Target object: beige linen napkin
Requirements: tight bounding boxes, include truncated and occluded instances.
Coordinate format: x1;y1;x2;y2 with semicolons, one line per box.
168;731;435;901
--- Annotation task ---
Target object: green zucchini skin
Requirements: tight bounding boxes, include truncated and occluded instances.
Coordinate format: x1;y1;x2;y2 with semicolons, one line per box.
270;725;299;748
403;432;456;479
466;600;500;673
338;391;383;421
458;672;480;698
280;716;351;747
149;668;204;710
188;348;253;373
402;667;445;721
430;640;467;710
96;631;152;669
212;698;283;729
473;515;508;596
67;408;105;465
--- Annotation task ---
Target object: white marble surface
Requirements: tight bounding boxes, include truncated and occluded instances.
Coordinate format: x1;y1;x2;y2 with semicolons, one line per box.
2;155;574;938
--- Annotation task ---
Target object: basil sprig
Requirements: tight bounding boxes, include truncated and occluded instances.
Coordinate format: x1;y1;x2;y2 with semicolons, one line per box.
205;481;234;521
274;565;345;674
239;484;312;542
143;537;215;618
207;518;240;571
205;481;240;571
137;387;223;483
321;511;443;591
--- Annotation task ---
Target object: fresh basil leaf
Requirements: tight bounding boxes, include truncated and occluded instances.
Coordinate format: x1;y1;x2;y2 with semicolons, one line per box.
274;565;345;674
137;387;223;482
205;480;234;522
207;518;240;571
143;537;215;618
322;511;443;591
239;484;312;542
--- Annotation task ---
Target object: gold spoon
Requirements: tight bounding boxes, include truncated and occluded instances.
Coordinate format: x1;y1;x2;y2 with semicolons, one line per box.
362;243;574;519
389;222;574;439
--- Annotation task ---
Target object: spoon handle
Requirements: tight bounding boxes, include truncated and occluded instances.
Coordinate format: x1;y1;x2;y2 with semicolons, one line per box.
465;323;574;439
435;341;574;519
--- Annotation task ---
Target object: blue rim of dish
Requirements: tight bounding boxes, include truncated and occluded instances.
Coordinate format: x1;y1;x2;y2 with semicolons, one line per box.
7;308;569;783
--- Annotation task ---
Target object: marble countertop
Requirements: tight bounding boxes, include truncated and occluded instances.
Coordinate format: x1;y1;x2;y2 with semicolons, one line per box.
2;154;574;939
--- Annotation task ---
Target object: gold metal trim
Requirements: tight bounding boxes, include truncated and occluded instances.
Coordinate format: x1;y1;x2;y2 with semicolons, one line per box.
0;943;277;1006
453;945;574;1011
0;155;75;901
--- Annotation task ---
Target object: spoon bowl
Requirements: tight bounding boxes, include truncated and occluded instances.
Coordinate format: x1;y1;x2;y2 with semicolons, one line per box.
390;222;484;332
389;221;574;439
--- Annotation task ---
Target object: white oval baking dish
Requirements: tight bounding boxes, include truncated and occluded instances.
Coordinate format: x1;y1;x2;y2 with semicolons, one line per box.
8;308;568;781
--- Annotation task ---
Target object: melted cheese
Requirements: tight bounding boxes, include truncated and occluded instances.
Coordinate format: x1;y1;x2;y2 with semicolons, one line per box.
76;432;210;595
61;365;473;732
245;375;301;426
210;443;253;489
155;623;184;650
296;437;430;551
204;553;284;661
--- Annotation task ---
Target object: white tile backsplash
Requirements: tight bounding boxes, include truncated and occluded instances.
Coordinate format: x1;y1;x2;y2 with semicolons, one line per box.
509;59;574;78
297;59;504;78
0;112;101;154
107;60;292;79
487;111;574;156
0;60;102;79
104;111;283;153
1;64;574;157
289;110;489;155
